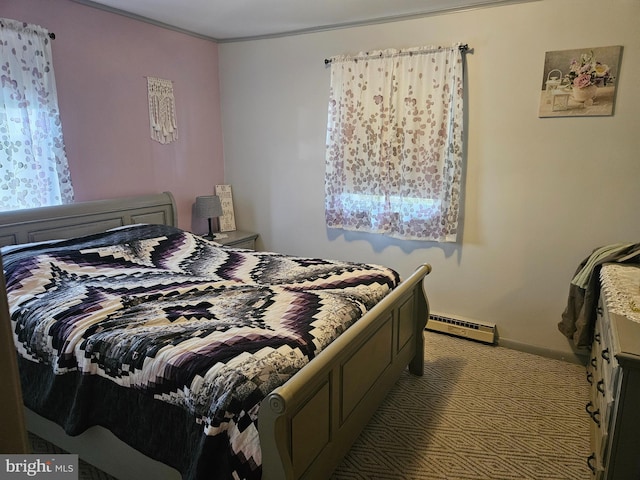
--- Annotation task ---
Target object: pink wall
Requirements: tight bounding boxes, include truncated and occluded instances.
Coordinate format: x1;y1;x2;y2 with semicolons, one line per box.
2;0;224;232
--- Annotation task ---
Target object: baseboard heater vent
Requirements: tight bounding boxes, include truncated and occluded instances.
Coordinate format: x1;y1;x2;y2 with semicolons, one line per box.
426;313;496;344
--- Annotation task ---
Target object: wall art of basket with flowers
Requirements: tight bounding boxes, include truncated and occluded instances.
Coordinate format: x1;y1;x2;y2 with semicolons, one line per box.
538;45;623;118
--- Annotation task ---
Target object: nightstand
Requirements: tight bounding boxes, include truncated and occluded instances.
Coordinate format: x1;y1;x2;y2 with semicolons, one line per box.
213;231;258;250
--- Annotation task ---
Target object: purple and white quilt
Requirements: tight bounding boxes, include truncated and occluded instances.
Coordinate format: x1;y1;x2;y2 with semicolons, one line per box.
2;224;399;479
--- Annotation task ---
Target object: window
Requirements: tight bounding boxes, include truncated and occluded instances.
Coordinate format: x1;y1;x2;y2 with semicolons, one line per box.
324;45;465;242
0;18;73;212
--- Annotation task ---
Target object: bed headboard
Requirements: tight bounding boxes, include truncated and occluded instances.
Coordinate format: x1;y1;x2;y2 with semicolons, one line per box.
0;192;177;247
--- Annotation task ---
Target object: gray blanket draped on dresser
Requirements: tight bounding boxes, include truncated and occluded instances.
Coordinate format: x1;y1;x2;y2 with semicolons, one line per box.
559;243;640;348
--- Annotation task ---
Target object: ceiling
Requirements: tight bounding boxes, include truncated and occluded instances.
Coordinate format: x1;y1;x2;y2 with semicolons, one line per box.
74;0;536;42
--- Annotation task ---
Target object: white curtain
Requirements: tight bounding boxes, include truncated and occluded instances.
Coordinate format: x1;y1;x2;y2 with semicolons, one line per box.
325;45;464;242
0;18;74;211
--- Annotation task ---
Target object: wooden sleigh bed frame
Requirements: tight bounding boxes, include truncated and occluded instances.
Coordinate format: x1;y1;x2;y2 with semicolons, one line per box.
0;192;431;480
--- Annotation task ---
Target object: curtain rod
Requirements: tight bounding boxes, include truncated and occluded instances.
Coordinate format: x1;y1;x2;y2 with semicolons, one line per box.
324;43;470;65
0;22;55;39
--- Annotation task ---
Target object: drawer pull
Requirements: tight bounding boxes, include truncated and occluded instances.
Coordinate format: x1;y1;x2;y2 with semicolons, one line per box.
586;401;601;427
601;348;610;363
587;453;597;474
597;379;605;396
594;332;601;344
590;357;597;369
586;372;594;385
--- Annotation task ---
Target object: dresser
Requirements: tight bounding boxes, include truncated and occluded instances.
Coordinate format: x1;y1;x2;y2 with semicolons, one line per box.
213;230;258;250
586;264;640;479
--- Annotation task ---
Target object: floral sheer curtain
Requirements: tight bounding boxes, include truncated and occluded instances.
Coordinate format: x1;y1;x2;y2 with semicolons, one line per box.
0;18;73;212
325;45;464;242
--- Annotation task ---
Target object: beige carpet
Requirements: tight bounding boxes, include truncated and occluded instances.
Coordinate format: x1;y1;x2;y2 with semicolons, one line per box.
332;331;590;480
31;330;591;479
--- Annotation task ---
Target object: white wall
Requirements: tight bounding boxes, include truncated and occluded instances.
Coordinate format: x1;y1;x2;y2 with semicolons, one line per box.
218;0;640;361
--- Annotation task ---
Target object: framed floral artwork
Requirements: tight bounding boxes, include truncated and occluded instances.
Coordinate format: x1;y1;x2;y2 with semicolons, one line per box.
538;45;623;118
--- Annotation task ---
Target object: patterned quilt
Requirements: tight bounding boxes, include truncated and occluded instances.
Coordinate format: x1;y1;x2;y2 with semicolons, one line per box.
2;224;399;479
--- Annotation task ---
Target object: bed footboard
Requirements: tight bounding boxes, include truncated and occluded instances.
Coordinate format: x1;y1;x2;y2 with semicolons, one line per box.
259;263;431;480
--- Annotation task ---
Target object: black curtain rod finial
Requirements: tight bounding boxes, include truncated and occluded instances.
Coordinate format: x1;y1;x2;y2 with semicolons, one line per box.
48;32;55;39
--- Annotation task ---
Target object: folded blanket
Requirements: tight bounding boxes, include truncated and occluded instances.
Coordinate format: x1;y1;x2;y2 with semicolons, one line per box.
570;243;636;288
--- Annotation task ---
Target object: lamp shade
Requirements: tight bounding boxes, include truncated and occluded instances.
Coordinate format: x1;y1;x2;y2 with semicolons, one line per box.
195;195;223;219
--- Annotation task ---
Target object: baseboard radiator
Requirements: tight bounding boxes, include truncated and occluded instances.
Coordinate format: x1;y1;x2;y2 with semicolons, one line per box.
426;313;496;344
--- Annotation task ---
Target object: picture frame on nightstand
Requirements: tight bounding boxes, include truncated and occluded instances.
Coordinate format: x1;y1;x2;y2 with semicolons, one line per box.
215;184;236;232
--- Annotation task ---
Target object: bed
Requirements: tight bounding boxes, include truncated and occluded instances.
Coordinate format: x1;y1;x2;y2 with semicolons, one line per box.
0;192;432;480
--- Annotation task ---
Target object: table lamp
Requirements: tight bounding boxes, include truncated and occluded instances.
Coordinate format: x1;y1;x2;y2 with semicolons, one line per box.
195;195;223;240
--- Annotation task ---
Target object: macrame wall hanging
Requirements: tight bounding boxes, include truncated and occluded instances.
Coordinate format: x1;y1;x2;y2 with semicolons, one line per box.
147;77;178;144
